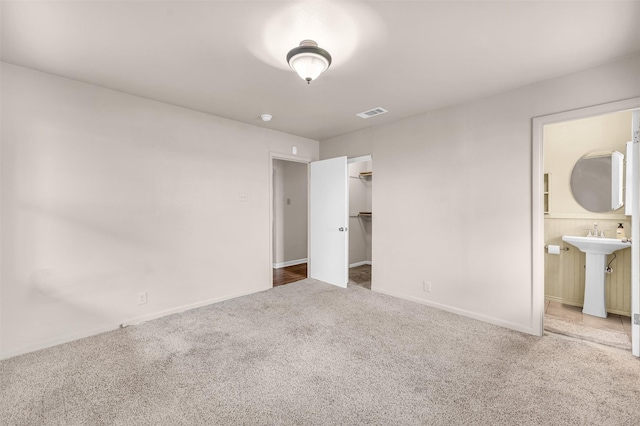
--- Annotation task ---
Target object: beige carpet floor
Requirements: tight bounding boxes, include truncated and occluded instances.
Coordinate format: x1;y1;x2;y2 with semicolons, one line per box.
2;279;640;425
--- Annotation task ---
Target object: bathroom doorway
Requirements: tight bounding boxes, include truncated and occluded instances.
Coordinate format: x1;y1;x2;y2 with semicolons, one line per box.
533;98;640;357
348;156;373;290
542;111;633;350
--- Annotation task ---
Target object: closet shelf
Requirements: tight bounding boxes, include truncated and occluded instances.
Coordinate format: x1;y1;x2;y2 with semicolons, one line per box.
349;171;373;179
349;212;373;218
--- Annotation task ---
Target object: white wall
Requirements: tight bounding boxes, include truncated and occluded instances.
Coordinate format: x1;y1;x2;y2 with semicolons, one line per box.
283;161;308;263
273;160;285;264
0;63;319;358
321;53;640;334
272;159;307;266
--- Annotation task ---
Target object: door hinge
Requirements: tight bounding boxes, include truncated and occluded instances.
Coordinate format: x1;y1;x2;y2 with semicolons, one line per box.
634;314;640;325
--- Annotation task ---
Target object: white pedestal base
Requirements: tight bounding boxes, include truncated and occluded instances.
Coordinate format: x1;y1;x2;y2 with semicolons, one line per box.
582;252;607;318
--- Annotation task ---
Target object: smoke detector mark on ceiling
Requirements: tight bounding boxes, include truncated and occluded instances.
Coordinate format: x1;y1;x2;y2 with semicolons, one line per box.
356;107;388;119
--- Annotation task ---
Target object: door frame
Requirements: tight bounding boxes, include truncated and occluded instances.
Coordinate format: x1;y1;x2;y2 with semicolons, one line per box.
268;153;373;288
532;97;640;357
269;152;313;287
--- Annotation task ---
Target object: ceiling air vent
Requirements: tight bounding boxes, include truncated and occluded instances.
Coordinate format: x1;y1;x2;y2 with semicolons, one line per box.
356;107;388;119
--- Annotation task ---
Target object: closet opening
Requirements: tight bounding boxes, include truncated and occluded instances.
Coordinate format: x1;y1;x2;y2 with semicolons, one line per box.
348;156;373;290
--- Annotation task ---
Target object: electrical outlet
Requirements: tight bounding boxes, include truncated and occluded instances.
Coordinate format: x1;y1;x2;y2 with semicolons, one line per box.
137;291;147;305
423;281;432;292
239;193;248;202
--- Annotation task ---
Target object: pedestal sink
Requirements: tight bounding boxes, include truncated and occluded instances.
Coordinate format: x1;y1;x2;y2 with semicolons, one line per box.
561;235;631;318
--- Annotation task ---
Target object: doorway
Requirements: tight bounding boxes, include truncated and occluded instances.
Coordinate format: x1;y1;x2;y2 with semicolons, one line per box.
348;156;373;290
542;111;633;350
272;158;309;287
532;98;640;357
270;154;373;289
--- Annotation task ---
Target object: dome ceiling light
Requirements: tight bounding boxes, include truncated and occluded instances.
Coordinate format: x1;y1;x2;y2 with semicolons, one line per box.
286;40;332;84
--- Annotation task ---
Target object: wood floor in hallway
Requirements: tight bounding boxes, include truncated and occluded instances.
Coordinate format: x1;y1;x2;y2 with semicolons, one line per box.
273;263;307;286
273;264;372;289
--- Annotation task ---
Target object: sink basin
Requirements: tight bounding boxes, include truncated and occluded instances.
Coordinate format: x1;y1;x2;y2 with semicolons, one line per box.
561;235;631;318
561;235;631;255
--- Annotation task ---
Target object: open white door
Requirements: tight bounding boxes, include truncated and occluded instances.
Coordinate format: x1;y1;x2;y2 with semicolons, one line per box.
309;156;349;288
632;110;640;357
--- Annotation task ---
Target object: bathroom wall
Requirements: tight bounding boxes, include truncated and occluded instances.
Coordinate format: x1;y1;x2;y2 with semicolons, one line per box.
348;161;372;266
545;218;631;315
544;111;632;217
544;111;633;315
272;160;308;267
0;63;319;358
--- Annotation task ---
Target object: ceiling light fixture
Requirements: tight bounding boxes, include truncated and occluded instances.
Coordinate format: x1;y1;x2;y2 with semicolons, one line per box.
261;114;273;122
286;40;332;84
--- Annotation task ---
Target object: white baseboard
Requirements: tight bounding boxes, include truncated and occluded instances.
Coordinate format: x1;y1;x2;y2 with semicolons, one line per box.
273;259;368;269
372;287;536;336
544;295;631;317
273;258;307;269
0;287;265;361
0;323;128;361
119;287;264;327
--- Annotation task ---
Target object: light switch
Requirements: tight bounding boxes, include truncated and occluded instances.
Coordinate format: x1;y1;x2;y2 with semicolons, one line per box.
292;146;297;155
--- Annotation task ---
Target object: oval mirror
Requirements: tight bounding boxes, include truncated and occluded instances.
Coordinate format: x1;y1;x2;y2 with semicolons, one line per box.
570;151;623;213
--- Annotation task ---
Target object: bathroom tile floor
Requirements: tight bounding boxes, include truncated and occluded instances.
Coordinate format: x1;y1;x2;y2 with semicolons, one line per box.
545;300;632;342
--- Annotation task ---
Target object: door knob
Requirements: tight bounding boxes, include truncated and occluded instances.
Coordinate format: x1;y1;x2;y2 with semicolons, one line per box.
339;227;348;232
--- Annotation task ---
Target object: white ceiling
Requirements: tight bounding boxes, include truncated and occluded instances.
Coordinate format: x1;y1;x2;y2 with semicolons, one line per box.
2;1;639;141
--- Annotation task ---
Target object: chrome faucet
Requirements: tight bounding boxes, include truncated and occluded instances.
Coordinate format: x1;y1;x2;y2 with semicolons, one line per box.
588;223;602;237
